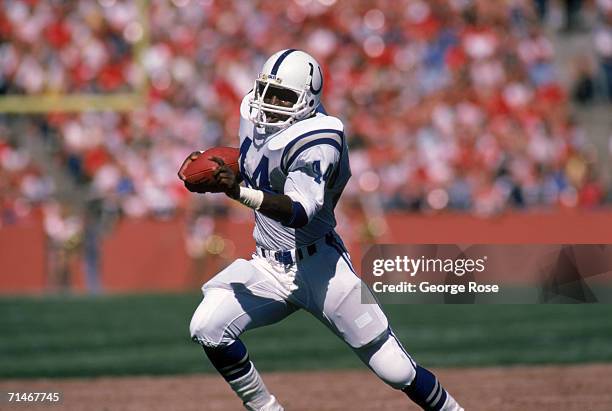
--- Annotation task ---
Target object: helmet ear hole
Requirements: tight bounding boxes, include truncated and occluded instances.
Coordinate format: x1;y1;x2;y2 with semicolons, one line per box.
309;100;314;107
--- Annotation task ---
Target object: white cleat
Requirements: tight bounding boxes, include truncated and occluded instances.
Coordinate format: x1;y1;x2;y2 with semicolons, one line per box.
441;393;464;411
245;395;284;411
262;395;284;411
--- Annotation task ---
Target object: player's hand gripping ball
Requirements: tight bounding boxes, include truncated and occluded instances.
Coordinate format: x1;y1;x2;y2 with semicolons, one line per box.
178;147;240;194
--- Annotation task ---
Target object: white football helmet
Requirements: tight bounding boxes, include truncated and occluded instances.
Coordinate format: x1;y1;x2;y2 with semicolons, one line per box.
249;49;323;130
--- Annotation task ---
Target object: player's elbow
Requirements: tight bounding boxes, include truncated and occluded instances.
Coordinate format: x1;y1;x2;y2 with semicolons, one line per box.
283;191;322;228
283;201;310;228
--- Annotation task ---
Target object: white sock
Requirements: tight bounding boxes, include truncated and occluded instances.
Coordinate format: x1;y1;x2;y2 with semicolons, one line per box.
228;364;278;411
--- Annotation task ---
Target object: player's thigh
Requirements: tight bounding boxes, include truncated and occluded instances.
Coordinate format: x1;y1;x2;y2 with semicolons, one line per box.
190;258;297;347
301;244;389;349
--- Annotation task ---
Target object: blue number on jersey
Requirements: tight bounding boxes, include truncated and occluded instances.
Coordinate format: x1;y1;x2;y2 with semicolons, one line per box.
312;160;333;184
251;156;270;190
239;137;271;191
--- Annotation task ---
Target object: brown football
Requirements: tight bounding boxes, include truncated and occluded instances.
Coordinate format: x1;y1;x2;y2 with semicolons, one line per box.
180;146;240;185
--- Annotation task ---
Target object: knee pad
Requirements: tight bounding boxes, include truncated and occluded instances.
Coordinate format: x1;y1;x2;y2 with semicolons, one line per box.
189;289;236;348
356;330;416;390
330;281;389;349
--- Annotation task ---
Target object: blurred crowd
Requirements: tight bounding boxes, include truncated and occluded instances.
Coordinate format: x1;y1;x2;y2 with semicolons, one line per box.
1;0;611;237
0;122;55;225
564;0;612;104
1;0;139;94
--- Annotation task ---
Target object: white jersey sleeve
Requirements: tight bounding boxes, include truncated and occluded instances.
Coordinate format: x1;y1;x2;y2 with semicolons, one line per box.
283;143;341;221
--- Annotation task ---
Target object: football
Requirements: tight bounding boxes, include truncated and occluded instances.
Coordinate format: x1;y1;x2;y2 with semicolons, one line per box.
180;146;240;186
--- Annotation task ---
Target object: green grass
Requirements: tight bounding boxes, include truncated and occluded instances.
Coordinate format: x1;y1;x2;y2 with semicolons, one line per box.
0;293;611;379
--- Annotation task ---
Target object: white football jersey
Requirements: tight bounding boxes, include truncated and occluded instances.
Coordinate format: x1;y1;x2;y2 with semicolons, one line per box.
238;92;351;250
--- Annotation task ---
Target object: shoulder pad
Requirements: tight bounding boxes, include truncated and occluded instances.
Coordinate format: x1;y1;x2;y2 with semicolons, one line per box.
268;114;344;151
272;115;345;172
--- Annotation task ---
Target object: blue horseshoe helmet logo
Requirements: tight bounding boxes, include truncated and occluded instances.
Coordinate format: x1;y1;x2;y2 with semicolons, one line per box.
308;63;323;95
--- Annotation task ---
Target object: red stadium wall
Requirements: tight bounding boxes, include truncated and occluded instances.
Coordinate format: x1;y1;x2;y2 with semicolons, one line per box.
0;218;46;293
384;210;612;244
100;218;192;292
96;217;256;293
1;210;611;294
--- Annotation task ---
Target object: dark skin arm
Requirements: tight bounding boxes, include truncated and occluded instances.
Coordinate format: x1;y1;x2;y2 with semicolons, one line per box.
210;157;294;223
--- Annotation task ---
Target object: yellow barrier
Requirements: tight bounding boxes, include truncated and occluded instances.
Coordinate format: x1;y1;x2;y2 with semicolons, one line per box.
0;93;145;113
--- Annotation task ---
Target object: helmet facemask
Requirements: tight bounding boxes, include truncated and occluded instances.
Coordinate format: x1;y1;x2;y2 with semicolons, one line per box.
248;75;314;131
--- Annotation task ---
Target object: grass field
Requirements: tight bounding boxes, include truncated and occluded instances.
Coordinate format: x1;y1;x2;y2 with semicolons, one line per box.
1;293;611;379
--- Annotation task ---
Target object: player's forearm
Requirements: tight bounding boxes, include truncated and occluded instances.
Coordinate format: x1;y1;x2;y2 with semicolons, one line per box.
234;187;308;228
259;192;293;222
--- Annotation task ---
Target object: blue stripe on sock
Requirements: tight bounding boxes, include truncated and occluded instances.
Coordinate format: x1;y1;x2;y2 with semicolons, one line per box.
402;365;448;411
204;339;253;382
432;386;447;410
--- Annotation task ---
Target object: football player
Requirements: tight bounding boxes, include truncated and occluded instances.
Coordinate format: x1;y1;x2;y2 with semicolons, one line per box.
181;49;463;411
